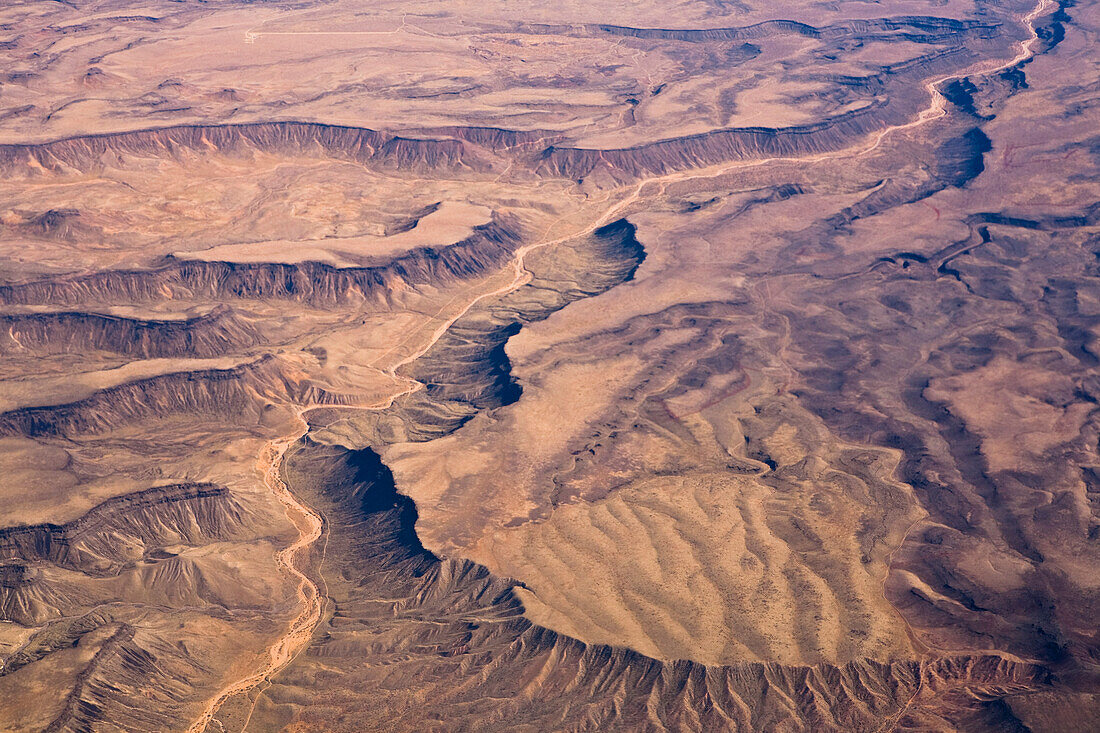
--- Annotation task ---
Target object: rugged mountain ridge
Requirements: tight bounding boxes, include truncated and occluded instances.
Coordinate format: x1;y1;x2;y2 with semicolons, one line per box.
320;218;646;445
0;307;261;358
234;439;1054;732
1;0;1092;727
0;122;526;176
0;484;242;579
536;100;921;182
0;482;266;628
0;219;522;305
0;354;353;437
512;14;1003;44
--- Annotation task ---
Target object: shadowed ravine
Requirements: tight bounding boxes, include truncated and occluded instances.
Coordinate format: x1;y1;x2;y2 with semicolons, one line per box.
1;0;1097;728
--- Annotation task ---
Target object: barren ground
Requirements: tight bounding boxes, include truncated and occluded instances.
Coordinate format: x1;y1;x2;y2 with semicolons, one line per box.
1;0;1098;730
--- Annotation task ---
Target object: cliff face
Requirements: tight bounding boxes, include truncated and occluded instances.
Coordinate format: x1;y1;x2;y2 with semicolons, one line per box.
0;484;242;578
535;100;920;182
403;219;645;436
248;200;1071;729
306;218;646;447
0;354;357;438
0;1;1014;202
512;15;1001;44
0;0;1093;728
0;307;261;358
244;439;1053;732
0;483;257;627
0;219;522;305
0;122;492;176
2;112;930;186
0;31;1005;197
0;204;657;732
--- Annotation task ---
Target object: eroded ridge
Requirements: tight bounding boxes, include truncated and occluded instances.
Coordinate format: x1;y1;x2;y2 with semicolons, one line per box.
0;1;1054;189
0;483;282;731
227;439;1050;732
1;0;1097;729
0;193;655;730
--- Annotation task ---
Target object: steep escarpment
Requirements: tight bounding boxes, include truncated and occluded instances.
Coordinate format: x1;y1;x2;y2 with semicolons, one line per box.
0;219;522;307
0;11;1014;198
536;100;919;182
0;0;1086;728
527;6;1037;185
2;109;935;190
0;355;349;438
233;439;1053;732
0;215;533;443
0;0;1031;200
409;219;644;411
325;219;646;444
0;306;261;358
387;289;933;665
0;122;528;176
0;484;244;579
513;15;1001;44
0;482;265;627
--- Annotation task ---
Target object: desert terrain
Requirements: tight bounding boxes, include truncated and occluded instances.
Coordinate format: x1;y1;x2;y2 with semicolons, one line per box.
0;0;1098;730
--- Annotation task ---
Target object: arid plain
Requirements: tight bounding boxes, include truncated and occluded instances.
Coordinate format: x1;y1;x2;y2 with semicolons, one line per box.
0;0;1099;730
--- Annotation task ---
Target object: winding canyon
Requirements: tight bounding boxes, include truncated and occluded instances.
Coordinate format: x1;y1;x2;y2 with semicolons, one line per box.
1;0;1099;730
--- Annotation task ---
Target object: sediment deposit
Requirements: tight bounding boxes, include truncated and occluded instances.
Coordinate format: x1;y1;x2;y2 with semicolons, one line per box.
1;0;1097;730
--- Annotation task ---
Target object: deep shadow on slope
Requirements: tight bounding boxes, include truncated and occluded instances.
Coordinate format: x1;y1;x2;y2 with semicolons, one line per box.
241;217;1054;731
328;218;646;444
241;439;1051;732
0;219;522;307
0;306;261;359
